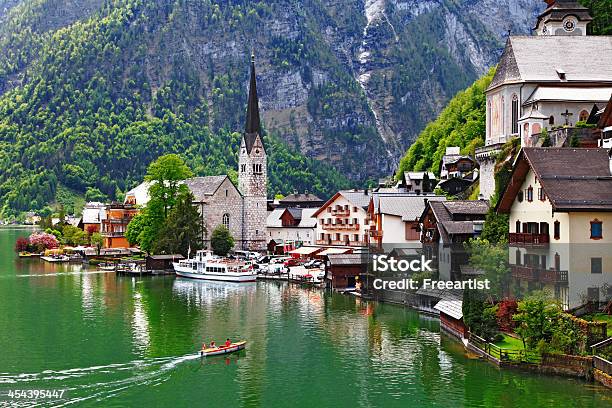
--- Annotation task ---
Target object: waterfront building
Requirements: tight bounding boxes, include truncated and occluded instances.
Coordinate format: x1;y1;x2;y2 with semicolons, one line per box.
476;0;612;199
123;56;268;251
80;201;106;233
420;200;489;280
311;190;371;248
101;202;139;248
496;147;612;309
266;207;317;252
367;194;446;249
326;253;367;290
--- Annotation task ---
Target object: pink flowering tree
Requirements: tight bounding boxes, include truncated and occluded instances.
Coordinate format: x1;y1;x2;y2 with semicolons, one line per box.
29;232;60;252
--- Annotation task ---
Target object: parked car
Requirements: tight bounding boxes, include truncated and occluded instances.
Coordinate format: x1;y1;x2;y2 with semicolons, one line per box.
267;263;288;275
283;258;302;267
304;259;323;269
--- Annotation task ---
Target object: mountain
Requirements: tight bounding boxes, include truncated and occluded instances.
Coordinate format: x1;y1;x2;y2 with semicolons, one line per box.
0;0;542;215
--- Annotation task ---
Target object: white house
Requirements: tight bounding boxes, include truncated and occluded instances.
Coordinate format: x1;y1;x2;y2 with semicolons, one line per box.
266;207;317;248
497;147;612;309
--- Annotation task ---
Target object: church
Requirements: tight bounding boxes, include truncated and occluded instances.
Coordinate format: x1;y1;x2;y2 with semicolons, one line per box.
477;0;612;199
125;56;268;251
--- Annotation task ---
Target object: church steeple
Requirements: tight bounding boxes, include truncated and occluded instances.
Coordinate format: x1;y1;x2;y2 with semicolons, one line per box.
244;54;262;153
535;0;592;36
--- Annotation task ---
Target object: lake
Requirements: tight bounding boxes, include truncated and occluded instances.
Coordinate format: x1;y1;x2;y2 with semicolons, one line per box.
0;227;610;407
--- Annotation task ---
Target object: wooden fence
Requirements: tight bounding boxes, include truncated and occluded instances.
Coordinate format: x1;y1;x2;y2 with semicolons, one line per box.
594;356;612;375
468;333;541;364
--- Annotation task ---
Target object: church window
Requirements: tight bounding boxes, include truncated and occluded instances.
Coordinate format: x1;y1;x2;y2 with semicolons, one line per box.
222;213;230;229
511;95;519;134
549;115;555;125
241;164;246;173
225;189;228;197
579;110;589;122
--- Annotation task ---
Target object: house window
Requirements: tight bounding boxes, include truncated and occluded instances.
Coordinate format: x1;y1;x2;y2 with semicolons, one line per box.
591;258;602;274
327;207;331;213
511;95;519;134
554;221;560;240
549;115;555;125
222;213;230;229
515;249;521;265
590;220;603;240
517;191;524;202
526;187;533;202
579;110;589;122
515;220;521;233
538;188;545;201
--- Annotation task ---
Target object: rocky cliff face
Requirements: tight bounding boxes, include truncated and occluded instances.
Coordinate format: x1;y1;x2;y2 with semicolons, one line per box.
0;0;543;183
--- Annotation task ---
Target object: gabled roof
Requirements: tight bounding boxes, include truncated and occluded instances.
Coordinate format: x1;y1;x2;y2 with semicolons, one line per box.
376;194;446;221
311;190;371;217
422;200;489;244
536;0;592;30
185;176;234;201
488;36;612;91
497;148;612;213
405;171;436;181
279;192;323;206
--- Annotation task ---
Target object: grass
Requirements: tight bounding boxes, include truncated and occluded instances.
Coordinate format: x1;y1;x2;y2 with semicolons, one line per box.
583;313;612;336
494;333;525;351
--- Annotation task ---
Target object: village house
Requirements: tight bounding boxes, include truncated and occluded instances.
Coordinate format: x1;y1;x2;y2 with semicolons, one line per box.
399;171;437;195
439;147;476;180
476;0;612;199
80;202;106;233
121;56;268;251
420;200;489;280
266;207;317;253
101;202;139;248
496;147;612;309
311;190;371;249
367;194;446;250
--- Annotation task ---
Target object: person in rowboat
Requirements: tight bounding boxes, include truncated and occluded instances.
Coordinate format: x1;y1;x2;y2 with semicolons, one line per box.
201;342;207;351
225;338;231;348
210;340;217;349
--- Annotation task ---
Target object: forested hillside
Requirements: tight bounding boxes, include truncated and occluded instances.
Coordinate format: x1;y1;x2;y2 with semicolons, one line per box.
0;0;544;216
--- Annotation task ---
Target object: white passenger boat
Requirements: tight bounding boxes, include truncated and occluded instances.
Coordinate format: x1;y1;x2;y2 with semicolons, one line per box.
173;250;257;282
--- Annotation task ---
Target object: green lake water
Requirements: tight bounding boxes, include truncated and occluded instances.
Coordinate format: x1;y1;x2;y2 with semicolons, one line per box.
0;227;610;407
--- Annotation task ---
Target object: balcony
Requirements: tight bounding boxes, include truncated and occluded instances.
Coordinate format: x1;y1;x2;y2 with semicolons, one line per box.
322;223;360;231
511;265;568;284
316;239;332;245
369;229;383;238
509;233;550;247
331;208;350;217
102;231;126;238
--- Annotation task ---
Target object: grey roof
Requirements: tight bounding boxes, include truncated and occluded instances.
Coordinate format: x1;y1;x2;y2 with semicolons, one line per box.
266;208;285;228
327;253;367;266
298;208;318;228
339;190;372;209
440;221;479;235
489;36;612;90
434;300;463;320
376;195;446;221
279;193;323;204
535;0;592;29
518;148;612;211
148;254;185;260
405;171;436;181
184;176;231;201
443;200;490;216
287;208;303;220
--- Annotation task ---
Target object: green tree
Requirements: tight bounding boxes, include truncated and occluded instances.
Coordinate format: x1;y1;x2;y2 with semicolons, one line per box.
513;292;561;350
91;232;104;256
210;225;234;256
145;154;194;218
152;191;203;256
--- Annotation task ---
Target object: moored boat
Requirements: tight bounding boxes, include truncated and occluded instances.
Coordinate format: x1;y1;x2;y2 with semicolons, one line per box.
41;255;70;263
173;250;257;282
200;341;246;357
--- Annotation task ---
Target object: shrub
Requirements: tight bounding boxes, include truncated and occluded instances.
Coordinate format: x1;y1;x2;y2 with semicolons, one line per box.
496;299;518;332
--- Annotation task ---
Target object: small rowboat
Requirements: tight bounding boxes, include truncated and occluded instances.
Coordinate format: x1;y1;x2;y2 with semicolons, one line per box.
200;341;246;357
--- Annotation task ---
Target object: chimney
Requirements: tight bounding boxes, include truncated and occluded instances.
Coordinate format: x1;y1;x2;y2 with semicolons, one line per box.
423;198;429;207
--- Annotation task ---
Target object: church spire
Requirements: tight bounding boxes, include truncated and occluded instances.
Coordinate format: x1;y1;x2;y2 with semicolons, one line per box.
245;53;261;135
